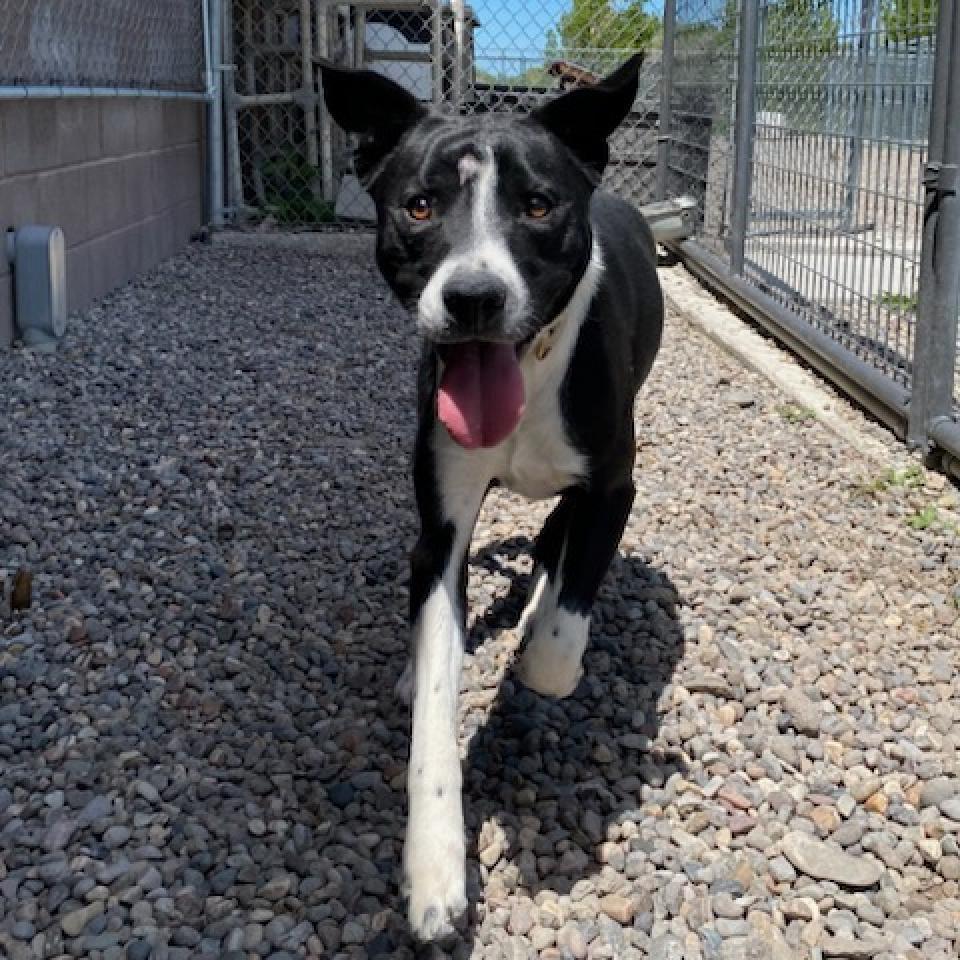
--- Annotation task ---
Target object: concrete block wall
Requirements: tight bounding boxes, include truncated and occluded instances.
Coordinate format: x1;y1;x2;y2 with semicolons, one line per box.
0;97;206;348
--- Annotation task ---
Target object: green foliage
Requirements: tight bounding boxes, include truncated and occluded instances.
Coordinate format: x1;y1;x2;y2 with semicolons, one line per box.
761;0;841;56
477;65;553;87
556;0;659;62
858;463;926;493
907;505;939;529
480;2;659;90
777;403;818;423
260;151;335;225
878;290;918;312
881;0;938;43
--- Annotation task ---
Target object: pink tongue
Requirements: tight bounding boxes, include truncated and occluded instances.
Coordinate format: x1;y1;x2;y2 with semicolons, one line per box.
437;342;526;449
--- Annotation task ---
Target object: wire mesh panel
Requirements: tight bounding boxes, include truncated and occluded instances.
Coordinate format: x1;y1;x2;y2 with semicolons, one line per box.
223;1;663;226
742;0;937;390
0;0;205;92
666;0;738;253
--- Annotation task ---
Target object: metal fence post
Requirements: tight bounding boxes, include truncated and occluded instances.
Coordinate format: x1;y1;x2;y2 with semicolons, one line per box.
656;0;677;202
206;0;225;227
843;0;875;231
729;0;760;274
908;0;960;454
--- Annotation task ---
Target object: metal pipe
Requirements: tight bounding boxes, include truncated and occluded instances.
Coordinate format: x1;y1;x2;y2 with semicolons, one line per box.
656;0;677;202
301;0;319;170
317;1;335;203
0;85;210;101
353;7;365;67
206;0;226;227
729;0;761;274
843;0;875;231
431;0;444;106
222;0;244;216
931;416;960;465
908;0;960;450
451;0;467;110
673;239;912;436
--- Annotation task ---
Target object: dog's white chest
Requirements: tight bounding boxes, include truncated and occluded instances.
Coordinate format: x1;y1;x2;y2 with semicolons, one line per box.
497;381;585;499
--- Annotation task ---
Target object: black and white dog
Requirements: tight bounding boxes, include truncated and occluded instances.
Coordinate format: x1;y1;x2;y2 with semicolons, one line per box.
320;57;663;940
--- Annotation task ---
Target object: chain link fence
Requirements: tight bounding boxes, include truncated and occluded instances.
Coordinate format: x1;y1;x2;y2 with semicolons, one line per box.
0;0;206;93
222;1;662;226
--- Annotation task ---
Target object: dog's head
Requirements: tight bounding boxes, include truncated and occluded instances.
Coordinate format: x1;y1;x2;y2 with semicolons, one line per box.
320;57;642;341
320;58;641;449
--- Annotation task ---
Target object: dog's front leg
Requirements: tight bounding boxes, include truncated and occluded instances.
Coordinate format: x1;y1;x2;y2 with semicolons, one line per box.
404;433;489;941
519;481;635;697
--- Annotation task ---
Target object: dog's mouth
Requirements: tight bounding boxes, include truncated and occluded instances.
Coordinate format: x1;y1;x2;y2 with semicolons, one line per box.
436;340;526;450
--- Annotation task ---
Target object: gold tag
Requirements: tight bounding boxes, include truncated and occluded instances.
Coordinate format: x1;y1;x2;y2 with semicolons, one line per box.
534;322;557;361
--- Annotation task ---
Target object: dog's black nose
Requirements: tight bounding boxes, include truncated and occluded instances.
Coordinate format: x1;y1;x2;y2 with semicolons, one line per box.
442;272;507;337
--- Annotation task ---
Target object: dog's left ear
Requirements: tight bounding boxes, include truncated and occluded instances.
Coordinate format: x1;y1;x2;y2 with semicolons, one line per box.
531;54;644;179
318;63;428;182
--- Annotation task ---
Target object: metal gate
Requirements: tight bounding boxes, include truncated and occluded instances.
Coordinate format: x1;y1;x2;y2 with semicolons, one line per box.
221;1;663;225
663;0;960;470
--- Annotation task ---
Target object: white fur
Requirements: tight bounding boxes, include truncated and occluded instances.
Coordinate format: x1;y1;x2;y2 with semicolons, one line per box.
517;564;550;637
405;580;468;939
395;661;414;705
404;464;488;940
458;154;480;184
417;147;530;338
518;601;589;698
515;544;589;698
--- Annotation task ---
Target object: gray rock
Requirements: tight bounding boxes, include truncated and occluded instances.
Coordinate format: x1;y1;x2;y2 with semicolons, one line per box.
781;832;882;888
767;856;796;883
648;935;686;960
103;826;132;848
61;901;104;937
781;689;821;736
821;935;889;958
937;794;960;821
44;819;79;852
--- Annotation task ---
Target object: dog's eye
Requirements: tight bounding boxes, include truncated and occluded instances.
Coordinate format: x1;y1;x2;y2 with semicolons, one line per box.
405;196;433;221
525;195;552;219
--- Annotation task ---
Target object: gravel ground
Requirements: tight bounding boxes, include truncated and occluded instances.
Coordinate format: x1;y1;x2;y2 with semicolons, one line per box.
1;235;959;960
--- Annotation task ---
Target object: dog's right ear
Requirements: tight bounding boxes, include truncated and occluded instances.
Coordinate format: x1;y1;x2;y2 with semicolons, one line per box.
318;63;428;182
531;53;644;180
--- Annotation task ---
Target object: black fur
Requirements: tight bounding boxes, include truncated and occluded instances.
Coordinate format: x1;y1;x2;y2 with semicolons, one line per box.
320;58;664;941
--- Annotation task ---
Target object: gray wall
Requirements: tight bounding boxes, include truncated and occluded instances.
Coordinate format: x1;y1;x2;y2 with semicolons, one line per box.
1;97;205;347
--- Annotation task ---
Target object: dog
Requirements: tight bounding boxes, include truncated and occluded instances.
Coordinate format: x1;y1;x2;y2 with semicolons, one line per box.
320;56;663;941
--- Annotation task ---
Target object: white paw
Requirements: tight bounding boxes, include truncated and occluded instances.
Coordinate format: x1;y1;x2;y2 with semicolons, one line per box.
404;822;467;940
395;661;414;705
517;607;589;698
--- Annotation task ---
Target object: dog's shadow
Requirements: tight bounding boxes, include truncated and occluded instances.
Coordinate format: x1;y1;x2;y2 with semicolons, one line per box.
434;536;687;947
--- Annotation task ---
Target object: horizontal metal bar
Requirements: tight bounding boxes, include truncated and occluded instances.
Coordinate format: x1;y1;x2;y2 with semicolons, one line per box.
670;239;912;438
362;49;433;63
930;417;960;463
231;92;306;107
0;84;211;101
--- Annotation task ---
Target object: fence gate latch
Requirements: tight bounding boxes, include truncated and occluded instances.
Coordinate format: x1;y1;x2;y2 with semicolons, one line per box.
923;163;958;200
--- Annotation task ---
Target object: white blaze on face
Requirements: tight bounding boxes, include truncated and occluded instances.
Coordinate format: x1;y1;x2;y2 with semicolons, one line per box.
458;154;481;185
417;146;530;337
